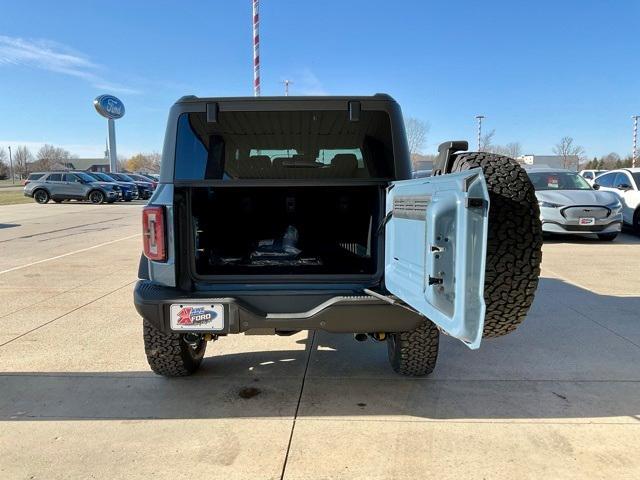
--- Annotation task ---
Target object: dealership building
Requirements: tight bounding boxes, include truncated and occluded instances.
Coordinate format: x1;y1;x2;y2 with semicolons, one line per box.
517;155;579;170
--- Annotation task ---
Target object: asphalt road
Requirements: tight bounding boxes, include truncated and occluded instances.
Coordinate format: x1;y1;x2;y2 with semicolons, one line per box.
1;202;640;479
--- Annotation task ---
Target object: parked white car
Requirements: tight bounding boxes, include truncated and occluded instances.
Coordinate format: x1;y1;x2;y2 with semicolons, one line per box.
593;168;640;231
579;169;607;185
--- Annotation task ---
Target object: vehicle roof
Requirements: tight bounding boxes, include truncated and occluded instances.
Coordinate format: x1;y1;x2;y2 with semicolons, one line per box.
523;166;574;173
174;93;396;104
600;168;640;174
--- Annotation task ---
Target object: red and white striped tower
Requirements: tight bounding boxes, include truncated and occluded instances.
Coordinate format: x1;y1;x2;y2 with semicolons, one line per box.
632;115;639;168
252;0;260;96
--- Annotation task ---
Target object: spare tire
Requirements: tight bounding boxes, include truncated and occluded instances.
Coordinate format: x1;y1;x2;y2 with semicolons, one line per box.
450;152;542;338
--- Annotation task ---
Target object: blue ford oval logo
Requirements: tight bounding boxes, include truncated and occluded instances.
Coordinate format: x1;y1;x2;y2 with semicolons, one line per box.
93;94;125;119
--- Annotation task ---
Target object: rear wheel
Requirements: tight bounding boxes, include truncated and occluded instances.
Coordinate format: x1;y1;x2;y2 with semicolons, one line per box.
634;209;640;233
33;189;49;204
143;319;206;377
387;320;439;376
450;152;543;338
88;190;105;204
597;232;618;241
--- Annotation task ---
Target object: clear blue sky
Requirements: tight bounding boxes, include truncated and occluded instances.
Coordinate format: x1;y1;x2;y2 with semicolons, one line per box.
0;0;638;158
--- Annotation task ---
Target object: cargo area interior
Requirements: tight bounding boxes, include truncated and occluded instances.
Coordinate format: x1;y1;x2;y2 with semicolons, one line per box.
189;185;383;276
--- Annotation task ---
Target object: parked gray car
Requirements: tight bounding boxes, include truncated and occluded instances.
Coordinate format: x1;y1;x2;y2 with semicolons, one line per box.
24;171;120;204
526;167;623;240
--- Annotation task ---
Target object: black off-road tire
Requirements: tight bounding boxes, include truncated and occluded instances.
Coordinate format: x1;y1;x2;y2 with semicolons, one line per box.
387;320;439;376
634;209;640;233
597;232;618;241
450;152;543;338
143;319;206;376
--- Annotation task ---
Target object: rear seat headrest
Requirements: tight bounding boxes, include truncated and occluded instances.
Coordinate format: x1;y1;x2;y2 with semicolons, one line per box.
331;153;358;170
272;157;287;168
247;155;271;169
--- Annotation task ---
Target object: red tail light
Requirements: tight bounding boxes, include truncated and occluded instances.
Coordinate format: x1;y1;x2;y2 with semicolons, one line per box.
142;205;166;262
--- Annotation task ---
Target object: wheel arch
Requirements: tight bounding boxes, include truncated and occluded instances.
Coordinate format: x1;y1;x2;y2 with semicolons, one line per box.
32;186;50;196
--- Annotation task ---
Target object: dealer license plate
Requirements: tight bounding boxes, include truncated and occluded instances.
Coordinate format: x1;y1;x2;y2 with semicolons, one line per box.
170;304;224;331
579;217;595;226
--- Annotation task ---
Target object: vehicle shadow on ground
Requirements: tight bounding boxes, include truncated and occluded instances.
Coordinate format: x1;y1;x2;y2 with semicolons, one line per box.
1;278;639;422
0;223;20;229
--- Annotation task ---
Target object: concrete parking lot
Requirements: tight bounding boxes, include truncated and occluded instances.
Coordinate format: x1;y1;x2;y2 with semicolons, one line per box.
1;201;640;479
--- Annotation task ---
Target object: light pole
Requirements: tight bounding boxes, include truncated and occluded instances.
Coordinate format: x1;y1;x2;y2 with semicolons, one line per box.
475;115;485;151
632;115;639;168
282;79;293;96
8;146;13;184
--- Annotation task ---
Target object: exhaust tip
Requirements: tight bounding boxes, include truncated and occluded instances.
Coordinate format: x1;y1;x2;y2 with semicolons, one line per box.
353;333;368;342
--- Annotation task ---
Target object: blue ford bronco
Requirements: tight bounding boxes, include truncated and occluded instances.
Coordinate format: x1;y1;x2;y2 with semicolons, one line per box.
134;94;542;377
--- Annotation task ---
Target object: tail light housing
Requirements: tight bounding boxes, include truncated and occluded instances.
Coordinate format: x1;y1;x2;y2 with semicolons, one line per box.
142;205;166;261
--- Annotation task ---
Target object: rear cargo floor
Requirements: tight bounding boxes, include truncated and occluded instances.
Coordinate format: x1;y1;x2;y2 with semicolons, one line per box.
189;185;382;276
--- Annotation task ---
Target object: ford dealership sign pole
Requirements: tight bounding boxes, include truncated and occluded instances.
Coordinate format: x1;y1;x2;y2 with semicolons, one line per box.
93;95;125;173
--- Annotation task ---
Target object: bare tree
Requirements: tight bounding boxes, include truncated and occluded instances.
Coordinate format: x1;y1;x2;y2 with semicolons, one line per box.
504;142;522;159
147;152;161;172
13;146;33;178
600;152;621;169
491;141;522;159
553;136;585;169
405;117;430;156
479;129;495;152
0;148;8;179
36;144;72;170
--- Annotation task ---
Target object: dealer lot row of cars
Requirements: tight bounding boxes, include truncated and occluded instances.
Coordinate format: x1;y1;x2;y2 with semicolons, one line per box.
21;164;640;242
23;171;158;204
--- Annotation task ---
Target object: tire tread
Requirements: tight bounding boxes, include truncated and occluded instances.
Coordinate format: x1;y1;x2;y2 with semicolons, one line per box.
387;321;439;376
451;152;543;337
143;319;205;376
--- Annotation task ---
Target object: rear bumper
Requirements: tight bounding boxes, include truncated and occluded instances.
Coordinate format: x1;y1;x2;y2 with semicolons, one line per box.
134;280;424;334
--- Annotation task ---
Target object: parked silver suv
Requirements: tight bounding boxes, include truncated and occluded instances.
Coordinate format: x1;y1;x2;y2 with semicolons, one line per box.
24;171;120;204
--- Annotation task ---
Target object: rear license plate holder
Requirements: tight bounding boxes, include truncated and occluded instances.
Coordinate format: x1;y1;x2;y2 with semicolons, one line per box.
169;303;225;331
